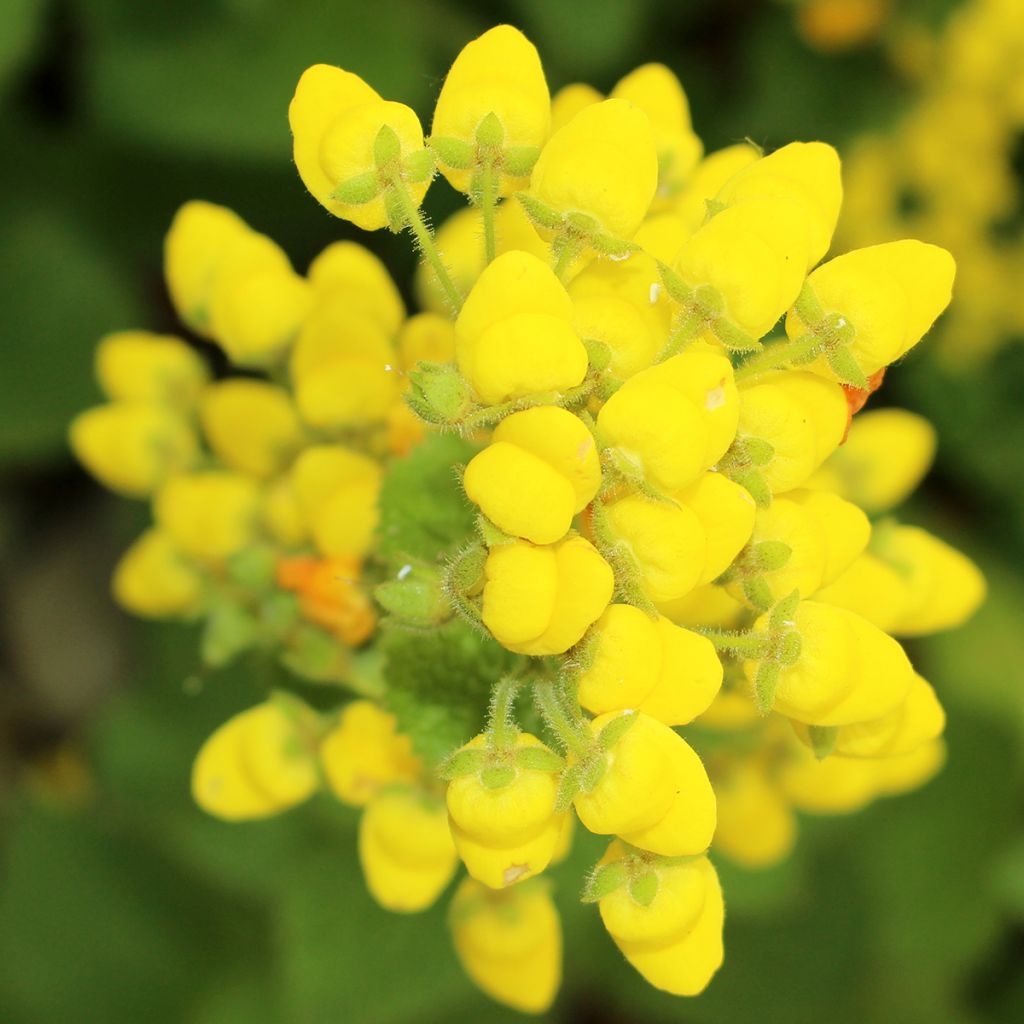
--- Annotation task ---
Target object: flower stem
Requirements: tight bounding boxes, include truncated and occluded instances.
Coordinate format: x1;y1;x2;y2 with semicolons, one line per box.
479;156;497;265
390;182;463;313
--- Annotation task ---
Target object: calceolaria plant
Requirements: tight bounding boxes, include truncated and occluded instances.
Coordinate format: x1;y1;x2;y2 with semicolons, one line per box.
71;24;985;1014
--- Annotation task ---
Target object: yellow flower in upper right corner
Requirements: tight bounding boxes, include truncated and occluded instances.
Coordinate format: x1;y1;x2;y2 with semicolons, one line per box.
787;240;956;381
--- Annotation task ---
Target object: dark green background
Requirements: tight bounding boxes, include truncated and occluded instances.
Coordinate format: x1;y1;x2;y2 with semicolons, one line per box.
2;1;1023;1021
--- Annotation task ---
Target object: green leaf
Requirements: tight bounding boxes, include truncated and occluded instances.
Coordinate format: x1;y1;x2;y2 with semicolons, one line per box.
377;432;478;563
382;619;520;767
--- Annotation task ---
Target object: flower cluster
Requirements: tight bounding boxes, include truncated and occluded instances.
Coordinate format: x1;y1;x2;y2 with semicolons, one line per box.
840;0;1024;362
72;23;984;1015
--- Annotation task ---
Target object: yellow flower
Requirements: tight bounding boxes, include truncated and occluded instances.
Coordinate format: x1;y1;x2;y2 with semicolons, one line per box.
464;406;600;544
597;843;724;996
872;524;986;636
674;142;760;234
675;471;757;584
207;258;312;368
814;551;910;632
431;24;550;194
713;762;797;868
199;380;304;478
261;474;309;549
569;253;673;379
712;140;843;267
358;786;457;912
164;201;305;364
289;63;431;229
745;601;915;726
787;240;956;380
154;471;260;565
549;82;602;132
397;312;458;370
95;330;208;407
577;604;722;724
111;528;204;619
446;733;563;888
290;294;399;430
449;877;562;1014
319;700;420;806
572;711;716;856
481;535;613;655
603;493;706;604
526;98;659;241
191;701;319;821
69;402;198;498
307;240;405;337
611;63;703;198
597;350;738;493
415;200;548;314
673;196;814;341
289;445;382;558
733;371;848;495
808;408;936;513
455;250;588;404
825;673;945;758
725;489;870;607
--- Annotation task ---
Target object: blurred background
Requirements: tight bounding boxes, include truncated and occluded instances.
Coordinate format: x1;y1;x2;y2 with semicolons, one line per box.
1;0;1023;1021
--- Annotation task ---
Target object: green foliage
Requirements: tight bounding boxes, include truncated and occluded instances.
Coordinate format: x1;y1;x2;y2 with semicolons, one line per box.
382;619;521;767
377;432;479;564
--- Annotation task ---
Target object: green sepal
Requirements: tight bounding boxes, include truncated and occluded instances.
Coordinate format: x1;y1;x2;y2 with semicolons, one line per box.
477;514;515;548
598;710;639;751
793;280;826;325
480;764;517;790
734;468;772;508
402;147;436;183
703;197;727;222
827;345;870;390
808;724;839;760
629;870;659;908
375;567;452;629
741;575;774;612
448;544;487;596
578;754;607;793
712;317;760;353
554;763;582;811
439;747;489;779
744;437;776;467
754;661;781;714
656;260;692;305
226;544;277;593
775;630;802;666
330;170;380;205
429;135;475;170
516;746;565;773
753;540;793;573
280;624;347;684
374;123;402;167
770;590;801;629
584;337;612;373
201;601;259;668
260;590;301;638
503;145;541;178
475;111;504;148
581;860;629;903
516;192;563;230
590;234;637;260
406;361;475;425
